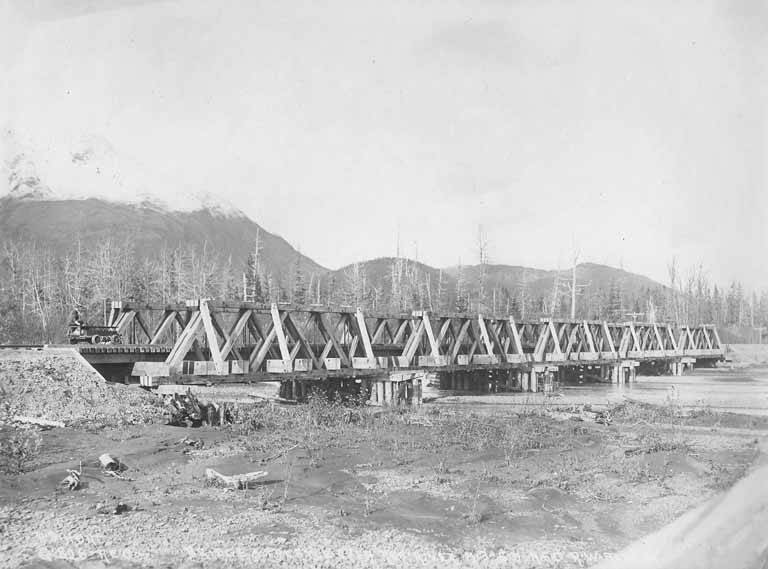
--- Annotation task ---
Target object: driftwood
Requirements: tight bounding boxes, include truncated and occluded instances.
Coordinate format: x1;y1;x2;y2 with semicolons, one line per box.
166;390;232;426
60;462;82;490
205;468;268;489
247;394;297;405
546;406;612;425
103;470;132;481
261;444;299;464
13;416;65;429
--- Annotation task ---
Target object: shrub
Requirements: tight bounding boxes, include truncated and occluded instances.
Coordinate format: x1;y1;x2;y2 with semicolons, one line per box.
0;426;41;474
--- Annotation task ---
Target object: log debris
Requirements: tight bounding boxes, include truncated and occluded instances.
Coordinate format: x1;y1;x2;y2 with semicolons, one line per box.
13;416;65;429
205;468;268;489
60;463;82;490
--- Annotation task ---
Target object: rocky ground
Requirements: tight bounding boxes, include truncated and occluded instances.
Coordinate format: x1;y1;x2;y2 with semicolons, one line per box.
1;350;767;568
0;349;164;427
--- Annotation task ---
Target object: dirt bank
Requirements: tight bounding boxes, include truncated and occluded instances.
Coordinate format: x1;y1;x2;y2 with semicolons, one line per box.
1;392;766;569
595;438;768;569
0;349;164;427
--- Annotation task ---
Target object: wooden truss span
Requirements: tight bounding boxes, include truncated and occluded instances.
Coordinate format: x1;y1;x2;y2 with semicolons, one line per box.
107;300;726;381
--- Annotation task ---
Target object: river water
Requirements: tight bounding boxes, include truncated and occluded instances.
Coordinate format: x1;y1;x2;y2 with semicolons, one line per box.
425;366;768;416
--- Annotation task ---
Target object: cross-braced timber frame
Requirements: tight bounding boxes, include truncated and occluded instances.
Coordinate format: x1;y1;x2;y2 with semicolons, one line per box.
107;300;725;383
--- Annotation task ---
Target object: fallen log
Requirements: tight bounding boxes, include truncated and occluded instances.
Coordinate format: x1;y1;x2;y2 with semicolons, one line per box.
205;468;268;489
13;416;65;429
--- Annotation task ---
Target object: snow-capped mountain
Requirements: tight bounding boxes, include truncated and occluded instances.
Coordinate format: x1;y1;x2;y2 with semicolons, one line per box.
0;132;326;280
1;132;244;217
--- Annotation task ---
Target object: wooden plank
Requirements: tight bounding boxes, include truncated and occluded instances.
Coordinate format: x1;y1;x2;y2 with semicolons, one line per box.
602;321;616;355
200;300;226;374
652;323;666;355
114;311;136;338
370;319;388;344
249;323;277;371
355;309;376;360
486;318;506;359
271;304;292;366
711;326;723;350
150;311;177;345
219;310;252;361
477;315;495;355
318;313;351;367
165;312;203;369
533;323;548;361
628;322;641;352
450;319;471;364
548;320;564;356
685;327;696;351
436;318;452;346
284;312;321;370
131;362;170;377
133;311;152;343
508;317;524;356
392;319;410;344
402;320;425;365
583;321;596;353
209;311;230;346
496;321;511;354
422;312;441;356
107;306;119;327
564;324;580;357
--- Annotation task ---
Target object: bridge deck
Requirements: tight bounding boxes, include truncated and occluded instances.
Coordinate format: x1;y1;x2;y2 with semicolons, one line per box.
91;300;724;385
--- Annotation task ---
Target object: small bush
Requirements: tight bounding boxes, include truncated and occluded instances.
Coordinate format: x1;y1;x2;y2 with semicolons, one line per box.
0;426;41;474
609;400;683;424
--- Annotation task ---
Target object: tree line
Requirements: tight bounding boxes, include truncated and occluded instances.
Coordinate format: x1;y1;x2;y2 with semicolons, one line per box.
0;235;765;344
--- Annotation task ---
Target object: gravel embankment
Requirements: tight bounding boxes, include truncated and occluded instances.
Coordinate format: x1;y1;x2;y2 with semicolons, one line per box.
0;349;164;426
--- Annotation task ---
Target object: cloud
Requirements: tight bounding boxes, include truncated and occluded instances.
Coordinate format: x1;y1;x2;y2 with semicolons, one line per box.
421;14;581;70
9;0;175;21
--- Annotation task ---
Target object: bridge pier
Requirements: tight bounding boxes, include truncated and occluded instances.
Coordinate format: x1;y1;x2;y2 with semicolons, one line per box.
277;372;424;407
530;368;541;393
506;369;518;391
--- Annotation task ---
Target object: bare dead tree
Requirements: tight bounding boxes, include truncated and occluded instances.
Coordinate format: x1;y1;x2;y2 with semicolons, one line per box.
477;224;489;310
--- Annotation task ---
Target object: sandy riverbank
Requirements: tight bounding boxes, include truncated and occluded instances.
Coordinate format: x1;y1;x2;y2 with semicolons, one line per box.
1;350;767;568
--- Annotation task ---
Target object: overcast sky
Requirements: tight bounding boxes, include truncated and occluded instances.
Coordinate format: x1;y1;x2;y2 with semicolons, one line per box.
1;0;766;287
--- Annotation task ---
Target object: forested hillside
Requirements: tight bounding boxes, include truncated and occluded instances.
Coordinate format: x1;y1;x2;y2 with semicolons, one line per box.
0;196;765;344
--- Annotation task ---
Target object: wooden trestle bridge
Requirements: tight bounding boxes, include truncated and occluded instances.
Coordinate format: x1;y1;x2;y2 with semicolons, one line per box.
69;300;726;404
